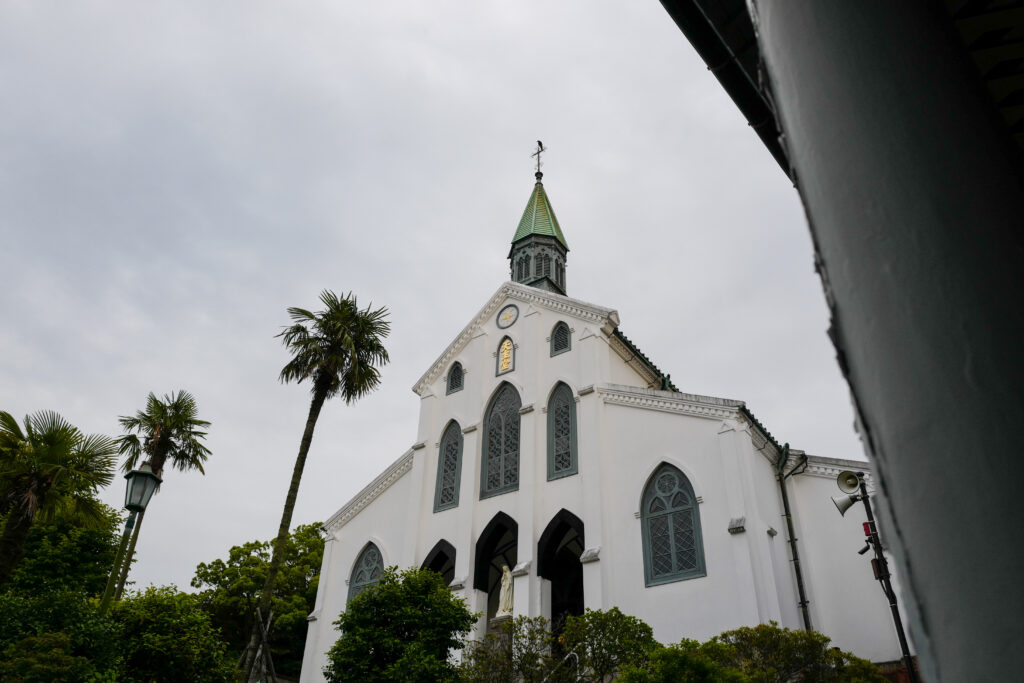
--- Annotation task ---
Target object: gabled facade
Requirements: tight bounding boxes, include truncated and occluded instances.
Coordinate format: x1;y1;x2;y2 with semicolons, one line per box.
300;176;905;680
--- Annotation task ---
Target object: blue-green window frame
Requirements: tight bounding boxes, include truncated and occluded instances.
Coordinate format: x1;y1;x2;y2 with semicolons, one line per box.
641;463;706;586
348;542;384;602
546;382;578;480
550;321;571;356
434;421;463;512
447;362;464;395
480;382;521;499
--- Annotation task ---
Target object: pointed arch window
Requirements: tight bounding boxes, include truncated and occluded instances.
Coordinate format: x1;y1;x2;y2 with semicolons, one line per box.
538;253;552;278
434;421;463;512
547;382;577;480
481;383;521;498
641;464;706;586
447;362;464;394
550;321;571;356
348;542;384;602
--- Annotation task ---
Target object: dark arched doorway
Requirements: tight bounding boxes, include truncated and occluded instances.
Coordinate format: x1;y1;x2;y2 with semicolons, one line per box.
537;509;584;633
422;539;456;586
474;512;518;626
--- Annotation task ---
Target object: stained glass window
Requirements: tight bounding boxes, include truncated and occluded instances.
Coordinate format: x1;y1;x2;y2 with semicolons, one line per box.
641;464;705;585
348;543;384;602
434;421;463;511
547;382;577;480
481;383;521;498
551;321;571;356
447;362;463;394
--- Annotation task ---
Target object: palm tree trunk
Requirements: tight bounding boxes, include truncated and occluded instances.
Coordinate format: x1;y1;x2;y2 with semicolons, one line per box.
241;388;328;680
0;511;33;588
114;509;144;600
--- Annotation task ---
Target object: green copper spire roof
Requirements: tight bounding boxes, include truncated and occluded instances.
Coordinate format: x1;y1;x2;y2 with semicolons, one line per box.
512;173;569;250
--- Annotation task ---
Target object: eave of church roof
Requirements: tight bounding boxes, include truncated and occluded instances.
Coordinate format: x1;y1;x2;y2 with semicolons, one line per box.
511;178;569;250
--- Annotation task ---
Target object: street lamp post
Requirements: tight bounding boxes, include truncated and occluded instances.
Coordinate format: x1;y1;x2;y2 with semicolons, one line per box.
99;462;161;614
833;471;918;683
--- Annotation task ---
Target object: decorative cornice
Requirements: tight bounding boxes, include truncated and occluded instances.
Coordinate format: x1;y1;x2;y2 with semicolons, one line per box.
512;560;531;577
800;454;874;483
518;404;534;415
597;384;743;421
580;547;601;564
323;450;415;533
412;282;619;396
607;334;660;388
461;424;478;434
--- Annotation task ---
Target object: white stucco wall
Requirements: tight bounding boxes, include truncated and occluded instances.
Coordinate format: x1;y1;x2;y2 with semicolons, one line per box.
300;284;904;680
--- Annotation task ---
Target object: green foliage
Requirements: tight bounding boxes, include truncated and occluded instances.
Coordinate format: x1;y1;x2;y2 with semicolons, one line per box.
687;622;887;683
560;607;658;682
192;522;325;677
619;644;748;683
0;410;118;587
0;589;120;680
324;566;475;683
459;615;559;683
111;585;233;683
116;390;211;476
3;505;121;596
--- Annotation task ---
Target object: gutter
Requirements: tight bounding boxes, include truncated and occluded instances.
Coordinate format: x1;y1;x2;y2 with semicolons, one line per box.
775;442;812;630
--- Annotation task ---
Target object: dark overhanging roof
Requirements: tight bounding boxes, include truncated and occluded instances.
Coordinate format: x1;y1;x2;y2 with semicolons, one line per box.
658;0;789;175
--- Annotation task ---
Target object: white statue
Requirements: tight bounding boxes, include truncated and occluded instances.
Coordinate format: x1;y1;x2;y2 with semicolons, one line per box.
496;564;514;617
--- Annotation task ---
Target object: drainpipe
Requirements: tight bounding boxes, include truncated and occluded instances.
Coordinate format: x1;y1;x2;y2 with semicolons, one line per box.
776;443;812;630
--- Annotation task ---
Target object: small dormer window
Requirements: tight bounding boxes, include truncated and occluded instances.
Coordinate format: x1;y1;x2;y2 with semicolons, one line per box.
551;322;571;356
447;362;464;394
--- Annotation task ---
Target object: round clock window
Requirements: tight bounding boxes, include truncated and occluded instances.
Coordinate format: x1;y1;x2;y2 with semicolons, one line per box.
496;305;519;329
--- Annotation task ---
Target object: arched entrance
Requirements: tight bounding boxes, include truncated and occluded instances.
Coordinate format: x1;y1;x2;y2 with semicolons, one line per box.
537;509;584;633
422;539;456;586
474;512;518;626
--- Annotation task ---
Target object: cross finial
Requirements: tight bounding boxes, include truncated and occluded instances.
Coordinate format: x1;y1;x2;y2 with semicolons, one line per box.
531;140;546;180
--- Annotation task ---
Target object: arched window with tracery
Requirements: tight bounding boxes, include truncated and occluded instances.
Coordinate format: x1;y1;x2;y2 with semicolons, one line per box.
641;463;706;586
348;542;384;602
547;382;577;480
481;383;522;498
447;362;464;394
550;321;571;356
434;421;463;512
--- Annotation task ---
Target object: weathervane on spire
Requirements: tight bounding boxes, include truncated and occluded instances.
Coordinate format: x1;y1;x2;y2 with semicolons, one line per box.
531;140;546;179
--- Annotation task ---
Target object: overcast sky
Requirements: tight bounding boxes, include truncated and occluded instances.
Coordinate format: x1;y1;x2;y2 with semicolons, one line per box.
0;1;865;590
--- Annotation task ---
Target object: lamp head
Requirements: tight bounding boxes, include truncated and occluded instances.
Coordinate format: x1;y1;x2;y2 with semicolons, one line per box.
124;462;162;513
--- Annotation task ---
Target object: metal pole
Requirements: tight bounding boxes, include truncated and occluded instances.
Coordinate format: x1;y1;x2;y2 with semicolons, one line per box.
99;509;137;615
776;444;812;630
858;476;918;683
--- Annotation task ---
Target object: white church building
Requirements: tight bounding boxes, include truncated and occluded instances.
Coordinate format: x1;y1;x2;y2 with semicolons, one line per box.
300;170;907;680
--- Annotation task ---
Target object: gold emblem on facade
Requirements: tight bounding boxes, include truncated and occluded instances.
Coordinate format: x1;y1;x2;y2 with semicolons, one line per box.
499;338;513;372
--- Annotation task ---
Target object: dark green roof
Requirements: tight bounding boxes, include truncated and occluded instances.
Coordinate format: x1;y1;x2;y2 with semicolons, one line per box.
512;179;569;250
612;330;678;392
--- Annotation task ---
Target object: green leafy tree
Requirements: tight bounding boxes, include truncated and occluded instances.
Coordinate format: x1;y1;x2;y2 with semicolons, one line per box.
110;585;233;683
619;644;748;683
460;616;559;683
324;566;475;683
242;290;390;678
114;390;211;597
191;522;325;677
3;504;121;596
0;588;120;680
0;410;117;587
560;607;658;682
689;622;887;683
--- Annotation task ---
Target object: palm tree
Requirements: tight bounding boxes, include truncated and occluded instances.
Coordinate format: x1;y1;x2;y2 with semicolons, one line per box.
0;410;117;587
113;390;211;597
242;290;390;679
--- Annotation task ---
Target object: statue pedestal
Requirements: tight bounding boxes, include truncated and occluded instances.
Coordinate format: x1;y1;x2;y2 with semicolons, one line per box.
488;614;512;633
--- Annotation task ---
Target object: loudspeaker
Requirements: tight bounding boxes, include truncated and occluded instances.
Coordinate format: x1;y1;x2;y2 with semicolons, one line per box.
832;494;858;517
836;470;861;494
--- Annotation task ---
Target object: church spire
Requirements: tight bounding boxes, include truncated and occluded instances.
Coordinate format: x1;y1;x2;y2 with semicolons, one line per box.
509;142;569;295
